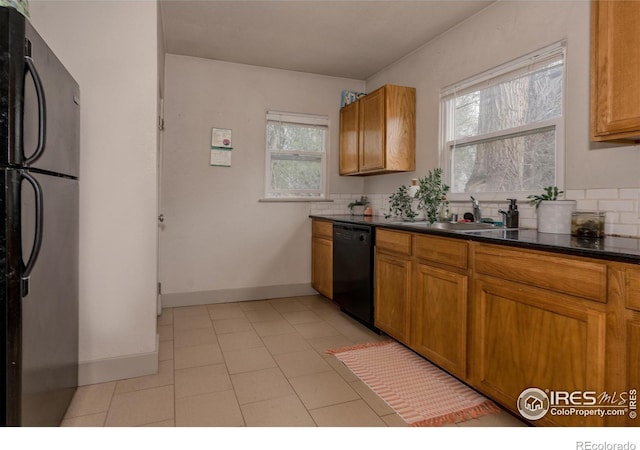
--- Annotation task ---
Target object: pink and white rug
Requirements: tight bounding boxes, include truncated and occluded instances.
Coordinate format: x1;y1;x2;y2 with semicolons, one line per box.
328;340;500;426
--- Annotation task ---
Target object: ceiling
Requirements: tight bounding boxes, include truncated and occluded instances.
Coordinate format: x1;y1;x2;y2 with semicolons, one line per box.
159;1;495;80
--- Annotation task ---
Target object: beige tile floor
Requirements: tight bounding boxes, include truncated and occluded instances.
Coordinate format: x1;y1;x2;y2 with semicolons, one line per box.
61;294;527;427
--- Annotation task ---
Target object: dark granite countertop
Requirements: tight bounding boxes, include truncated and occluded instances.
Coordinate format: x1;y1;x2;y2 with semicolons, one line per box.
310;214;640;264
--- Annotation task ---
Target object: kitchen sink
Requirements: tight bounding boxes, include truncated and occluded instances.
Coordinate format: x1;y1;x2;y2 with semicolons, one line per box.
390;221;500;231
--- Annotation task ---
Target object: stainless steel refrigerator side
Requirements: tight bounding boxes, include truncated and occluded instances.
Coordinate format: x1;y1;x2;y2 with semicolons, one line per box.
0;7;25;167
0;169;24;427
0;7;27;427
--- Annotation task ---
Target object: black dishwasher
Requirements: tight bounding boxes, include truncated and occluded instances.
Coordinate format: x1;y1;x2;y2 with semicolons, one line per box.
333;223;376;331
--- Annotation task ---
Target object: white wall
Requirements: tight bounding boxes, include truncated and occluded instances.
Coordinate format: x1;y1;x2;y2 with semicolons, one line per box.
364;0;640;196
30;1;159;384
161;55;364;302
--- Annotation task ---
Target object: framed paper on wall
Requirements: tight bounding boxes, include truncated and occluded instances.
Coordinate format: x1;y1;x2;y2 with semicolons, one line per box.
210;127;233;167
211;127;232;149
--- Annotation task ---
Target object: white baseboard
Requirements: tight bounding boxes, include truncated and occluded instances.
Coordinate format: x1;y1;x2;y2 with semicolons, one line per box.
161;283;318;308
78;334;159;386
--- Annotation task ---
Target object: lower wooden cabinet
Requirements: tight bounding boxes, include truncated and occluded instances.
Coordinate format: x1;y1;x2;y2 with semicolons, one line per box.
311;220;332;299
471;276;606;426
610;264;640;426
374;229;412;344
374;231;468;377
374;252;412;344
412;262;468;379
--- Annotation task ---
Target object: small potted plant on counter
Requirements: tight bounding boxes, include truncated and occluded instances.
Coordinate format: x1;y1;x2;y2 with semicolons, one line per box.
384;169;449;223
527;186;576;234
348;196;369;216
416;168;449;224
385;185;418;221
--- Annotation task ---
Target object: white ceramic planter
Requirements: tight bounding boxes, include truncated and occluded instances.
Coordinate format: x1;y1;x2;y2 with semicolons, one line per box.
536;200;577;234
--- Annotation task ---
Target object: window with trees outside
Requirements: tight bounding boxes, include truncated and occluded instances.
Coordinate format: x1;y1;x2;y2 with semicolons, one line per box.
264;111;328;200
440;42;565;200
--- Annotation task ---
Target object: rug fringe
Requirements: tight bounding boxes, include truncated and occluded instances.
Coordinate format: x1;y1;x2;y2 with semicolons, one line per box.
326;340;394;355
408;401;502;427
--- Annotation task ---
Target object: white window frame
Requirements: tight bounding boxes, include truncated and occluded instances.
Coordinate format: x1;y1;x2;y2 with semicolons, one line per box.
263;110;329;201
439;41;566;202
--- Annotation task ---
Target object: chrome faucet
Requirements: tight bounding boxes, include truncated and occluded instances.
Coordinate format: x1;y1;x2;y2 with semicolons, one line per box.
470;196;481;222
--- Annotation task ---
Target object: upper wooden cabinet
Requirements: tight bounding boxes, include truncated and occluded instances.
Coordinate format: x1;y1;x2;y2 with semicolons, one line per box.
339;85;416;175
339;101;359;174
591;0;640;142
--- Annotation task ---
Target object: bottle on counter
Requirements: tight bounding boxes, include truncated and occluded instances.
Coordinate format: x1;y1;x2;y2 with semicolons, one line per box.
408;178;419;197
499;199;519;228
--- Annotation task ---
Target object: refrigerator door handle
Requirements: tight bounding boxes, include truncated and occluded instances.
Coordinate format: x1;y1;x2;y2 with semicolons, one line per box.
23;56;47;166
20;170;44;297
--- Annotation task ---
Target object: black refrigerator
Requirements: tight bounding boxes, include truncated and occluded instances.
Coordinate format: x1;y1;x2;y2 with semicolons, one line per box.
0;7;79;426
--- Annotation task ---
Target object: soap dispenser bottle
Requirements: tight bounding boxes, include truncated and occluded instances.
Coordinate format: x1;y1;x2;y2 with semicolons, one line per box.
504;199;519;228
499;199;519;228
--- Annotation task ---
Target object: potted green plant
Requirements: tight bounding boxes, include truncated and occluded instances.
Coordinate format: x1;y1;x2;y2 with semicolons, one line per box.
416;168;450;224
527;186;576;234
384;186;418;221
348;196;369;216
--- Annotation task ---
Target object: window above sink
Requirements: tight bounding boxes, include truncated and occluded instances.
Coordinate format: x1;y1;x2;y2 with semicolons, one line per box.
440;41;566;202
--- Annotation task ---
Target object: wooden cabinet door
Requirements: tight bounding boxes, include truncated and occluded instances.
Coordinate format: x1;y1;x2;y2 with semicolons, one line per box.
591;0;640;141
311;237;332;299
471;276;606;426
358;87;386;172
412;263;468;378
384;85;416;172
339;101;359;175
374;252;411;344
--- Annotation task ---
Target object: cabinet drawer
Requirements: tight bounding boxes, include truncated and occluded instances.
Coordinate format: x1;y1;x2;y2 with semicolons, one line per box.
312;220;333;239
625;267;640;311
376;228;412;256
474;244;607;303
414;235;468;270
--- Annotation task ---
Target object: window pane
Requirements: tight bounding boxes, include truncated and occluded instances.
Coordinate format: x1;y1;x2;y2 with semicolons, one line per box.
267;122;325;152
454;61;563;140
265;111;328;199
451;129;555;193
270;154;322;192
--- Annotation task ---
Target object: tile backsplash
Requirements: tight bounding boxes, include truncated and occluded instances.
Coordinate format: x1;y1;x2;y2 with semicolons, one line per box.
310;188;640;238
